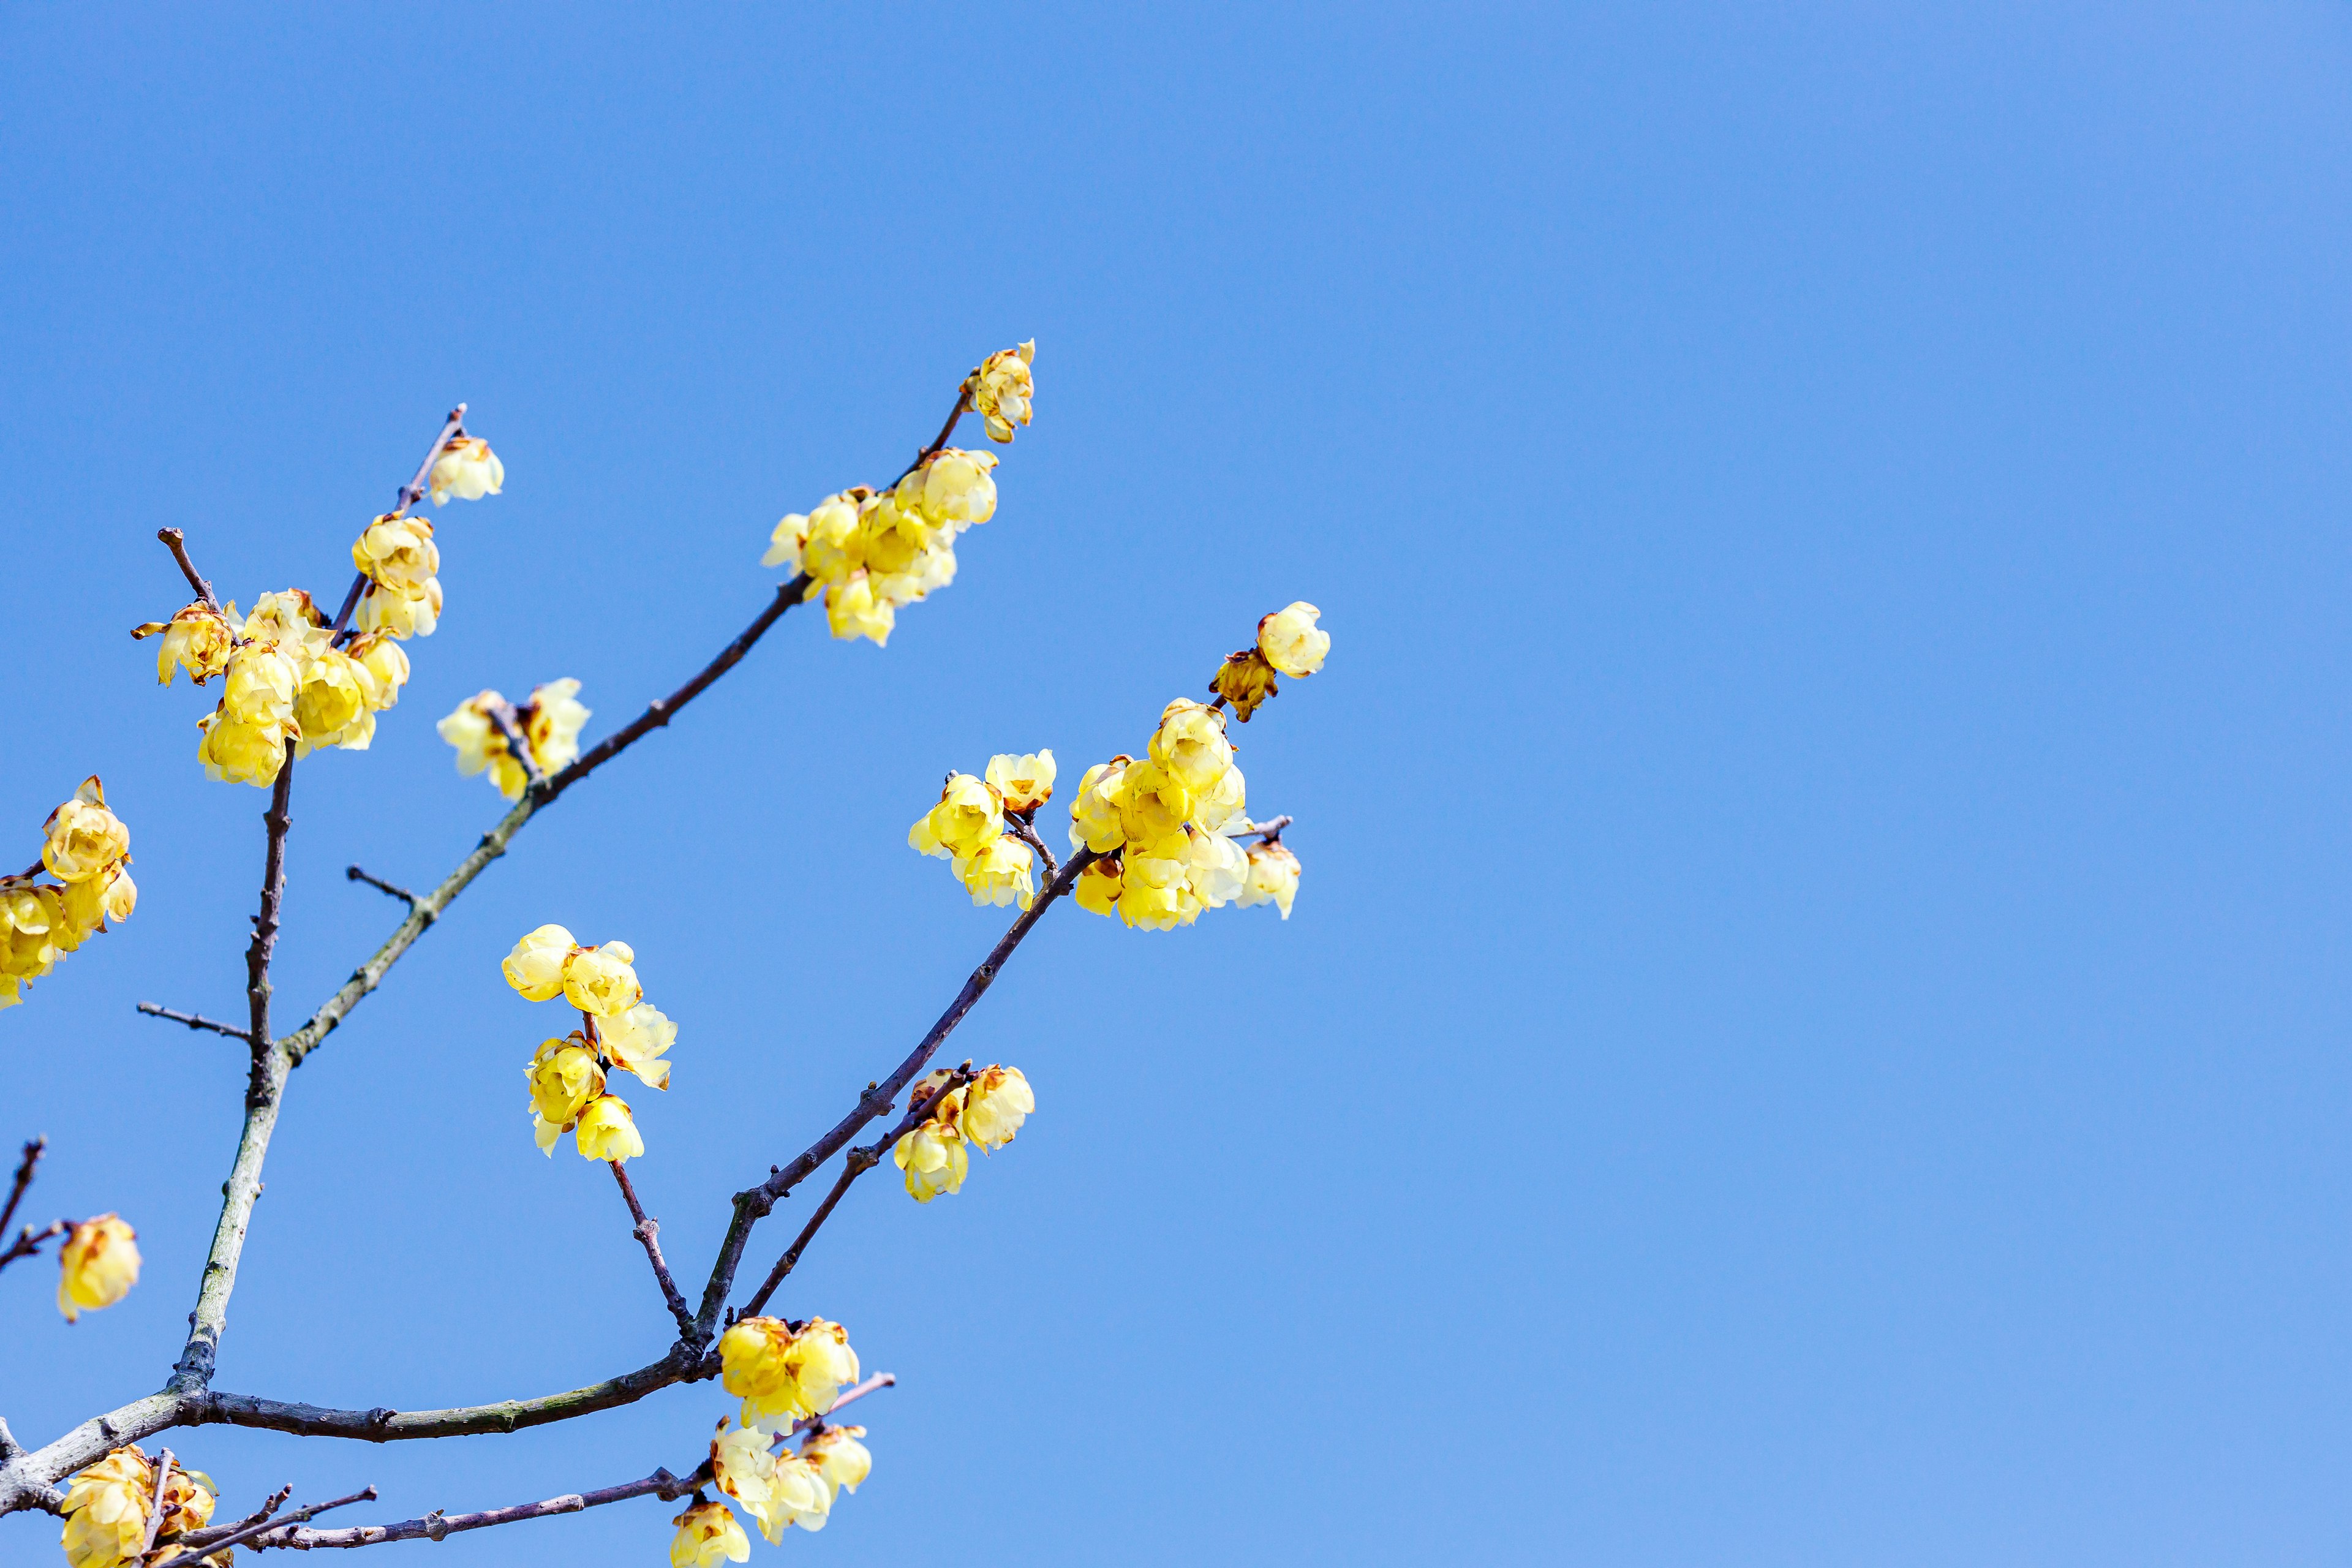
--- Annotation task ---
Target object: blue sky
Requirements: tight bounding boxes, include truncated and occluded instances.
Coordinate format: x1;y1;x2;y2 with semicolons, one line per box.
4;3;2351;1563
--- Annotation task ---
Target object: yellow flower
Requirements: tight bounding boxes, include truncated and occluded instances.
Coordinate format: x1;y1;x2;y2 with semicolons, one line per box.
221;644;299;726
957;835;1035;910
42;778;128;883
670;1499;750;1567
522;678;591;775
292;647;377;756
241;590;330;658
526;1035;605;1154
1258;601;1330;678
1210;647;1279;721
601;1001;675;1091
347;631;411;710
1190;760;1246;834
761;511;811;573
719;1316;802;1428
962;1065;1033;1152
355;576;442;639
131;603;235;687
429;435;503;504
909;773;1005;862
1186;827;1250;909
709;1417;779;1531
157;1466;216;1539
437;691;530;799
1118;851;1200;931
195;710;292;788
350;513;440;596
1238;839;1302;919
59;1447;152;1568
1114;760;1194;859
502;923;579;1000
0;880;65;979
575;1093;643;1162
562;940;643;1016
893;1101;969;1202
59;862;136;942
781;1317;861;1420
799;492;869;585
1149;698;1234;793
58;1215;140;1322
0;973;18;1011
859;491;958;607
965;340;1035;443
984;749;1055;813
801;1425;872;1499
1068;758;1131;853
914;447;998;530
758;1452;834;1539
823;576;895;646
1072;854;1122;918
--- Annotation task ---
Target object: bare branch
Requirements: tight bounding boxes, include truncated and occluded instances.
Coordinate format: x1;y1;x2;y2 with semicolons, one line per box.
135;1004;252;1042
0;1220;67;1272
1003;812;1059;880
0;1137;44;1248
137;1450;176;1562
245;764;295;1052
892;387;974;487
738;1148;877;1322
609;1161;695;1341
154;529;222;615
223;1469;696;1552
329;405;467;641
694;848;1098;1336
342;866;415;906
173;1485;375;1556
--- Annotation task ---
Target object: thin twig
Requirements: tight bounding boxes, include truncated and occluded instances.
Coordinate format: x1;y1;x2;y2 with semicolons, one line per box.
154;530;222;614
221;1469;696;1551
1240;814;1292;840
738;1150;876;1322
342;867;415;906
137;1450;177;1562
174;1485;376;1556
136;1003;253;1042
1001;813;1060;879
0;1137;44;1248
892;388;972;487
608;1161;695;1341
330;405;466;641
0;1220;66;1272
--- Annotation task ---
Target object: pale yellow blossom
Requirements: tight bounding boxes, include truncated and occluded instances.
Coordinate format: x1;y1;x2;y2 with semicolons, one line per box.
42;778;127;883
823;576;895;646
1238;839;1302;918
1118;850;1200;931
221;643;299;726
894;1098;969;1202
915;447;998;530
347;631;411;710
196;709;292;788
799;492;869;584
241;590;330;658
1114;760;1194;859
59;862;136;943
0;880;66;981
909;773;1005;862
502;923;579;1001
1068;758;1131;854
563;940;642;1017
720;1316;861;1430
756;1452;834;1539
1190;760;1247;834
780;1317;861;1420
437;691;533;799
801;1425;872;1499
601;1002;674;1091
575;1093;643;1161
292;647;377;756
709;1418;779;1531
1186;826;1250;909
523;678;591;775
965;341;1035;443
58;1215;139;1322
429;435;503;505
761;511;811;573
131;603;234;687
59;1447;152;1568
350;513;440;597
527;1035;605;1155
355;576;442;639
958;834;1035;910
1073;854;1123;918
1149;699;1234;793
984;750;1055;813
1257;601;1330;678
962;1065;1033;1152
670;1499;750;1568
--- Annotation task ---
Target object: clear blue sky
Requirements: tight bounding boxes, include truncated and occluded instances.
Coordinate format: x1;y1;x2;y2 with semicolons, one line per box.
4;4;2350;1563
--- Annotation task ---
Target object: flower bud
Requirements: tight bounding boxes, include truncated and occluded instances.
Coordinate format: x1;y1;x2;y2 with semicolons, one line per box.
58;1215;139;1322
1237;839;1302;919
355;576;442;639
563;940;643;1017
1068;758;1131;854
801;1424;872;1499
527;1036;605;1155
575;1093;644;1162
601;1002;675;1091
1257;600;1329;678
350;513;440;596
962;1065;1033;1152
292;648;377;756
1073;854;1123;918
965;340;1035;443
984;749;1055;813
502;923;579;1001
957;835;1035;910
132;603;235;687
429;435;503;505
916;447;998;530
908;774;1005;862
670;1499;751;1568
1210;647;1279;720
1148;698;1234;793
42;778;128;884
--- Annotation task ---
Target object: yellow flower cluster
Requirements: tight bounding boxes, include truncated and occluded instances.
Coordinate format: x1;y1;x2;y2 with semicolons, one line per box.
1064;700;1255;930
60;1447;221;1568
1207;601;1330;721
907;751;1055;910
437;678;591;799
58;1214;141;1323
132;434;497;786
504;925;672;1161
693;1317;872;1548
891;1065;1034;1202
1;778;136;1011
964;341;1036;443
758;342;1035;646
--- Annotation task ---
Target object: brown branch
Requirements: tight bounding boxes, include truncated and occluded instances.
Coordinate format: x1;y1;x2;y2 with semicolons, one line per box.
342;866;415;906
222;1469;697;1552
1002;813;1059;880
737;1148;876;1322
0;1220;65;1272
136;1003;253;1042
246;764;295;1053
137;1450;176;1562
609;1161;695;1341
330;405;467;641
0;1137;43;1250
693;848;1098;1337
174;1485;376;1555
154;529;222;615
892;388;973;487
